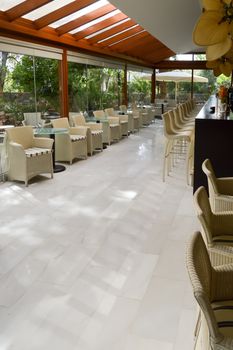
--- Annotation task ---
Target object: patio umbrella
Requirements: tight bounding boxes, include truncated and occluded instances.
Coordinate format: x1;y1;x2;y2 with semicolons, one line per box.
155;70;208;101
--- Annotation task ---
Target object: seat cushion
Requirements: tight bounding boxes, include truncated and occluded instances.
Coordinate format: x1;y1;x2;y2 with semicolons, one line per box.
70;135;86;142
213;235;233;244
212;300;233;338
91;130;103;136
109;124;119;128
25;148;51;157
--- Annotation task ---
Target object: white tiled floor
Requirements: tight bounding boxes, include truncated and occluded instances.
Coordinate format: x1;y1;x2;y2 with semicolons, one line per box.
0;121;199;349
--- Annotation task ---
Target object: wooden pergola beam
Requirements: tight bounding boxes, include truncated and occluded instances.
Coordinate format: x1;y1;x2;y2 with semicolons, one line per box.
86;19;136;44
118;36;158;54
110;31;148;51
5;0;52;21
155;60;208;69
0;13;154;67
56;3;116;36
74;13;128;41
98;25;144;48
34;0;98;29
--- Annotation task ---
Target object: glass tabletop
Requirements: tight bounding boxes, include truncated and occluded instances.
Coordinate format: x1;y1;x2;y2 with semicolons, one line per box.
34;127;68;135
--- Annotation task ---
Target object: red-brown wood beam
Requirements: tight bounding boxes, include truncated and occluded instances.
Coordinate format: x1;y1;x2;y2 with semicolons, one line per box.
122;63;128;106
5;0;52;21
56;3;116;36
59;49;69;118
126;39;165;56
35;0;98;29
110;31;147;51
0;12;154;67
87;19;136;44
151;69;155;103
98;26;144;48
155;60;208;70
74;13;128;41
118;36;158;55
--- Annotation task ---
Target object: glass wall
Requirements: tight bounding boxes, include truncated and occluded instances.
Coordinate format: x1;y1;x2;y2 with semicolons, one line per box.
128;70;152;107
0;51;60;125
68;61;123;114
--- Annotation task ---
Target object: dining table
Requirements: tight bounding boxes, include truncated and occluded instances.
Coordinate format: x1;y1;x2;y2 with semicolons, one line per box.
34;127;68;173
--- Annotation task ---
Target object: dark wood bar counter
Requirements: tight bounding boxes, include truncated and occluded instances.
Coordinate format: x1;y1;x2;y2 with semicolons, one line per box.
193;95;233;192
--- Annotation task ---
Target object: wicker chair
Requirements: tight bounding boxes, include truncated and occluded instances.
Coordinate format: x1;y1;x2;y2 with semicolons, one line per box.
162;111;192;182
70;113;103;155
194;186;233;266
105;108;128;137
202;159;233;213
6;126;53;186
22;112;46;127
93;110;120;144
51;118;87;164
186;231;233;350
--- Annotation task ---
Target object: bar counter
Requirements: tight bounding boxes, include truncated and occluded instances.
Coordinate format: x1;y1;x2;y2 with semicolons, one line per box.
193;95;233;192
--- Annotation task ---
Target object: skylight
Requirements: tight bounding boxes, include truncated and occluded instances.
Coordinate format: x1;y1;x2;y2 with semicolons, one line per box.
0;0;25;11
98;24;139;43
85;18;130;39
108;30;146;47
23;0;76;21
70;9;121;35
50;0;109;29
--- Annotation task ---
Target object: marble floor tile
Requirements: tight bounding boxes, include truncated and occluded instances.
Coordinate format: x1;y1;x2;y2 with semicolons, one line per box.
0;121;197;349
131;276;187;343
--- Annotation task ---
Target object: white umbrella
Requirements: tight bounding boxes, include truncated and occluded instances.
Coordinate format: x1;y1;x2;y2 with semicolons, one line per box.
155;70;208;83
155;70;208;101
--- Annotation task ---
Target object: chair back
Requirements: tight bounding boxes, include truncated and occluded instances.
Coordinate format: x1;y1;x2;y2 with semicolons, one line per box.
105;108;115;117
202;159;219;196
119;105;127;113
51;117;70;129
168;110;178;132
193;186;215;245
162;111;174;136
186;232;222;343
23;112;43;126
93;110;105;119
6;126;34;149
70;114;85;126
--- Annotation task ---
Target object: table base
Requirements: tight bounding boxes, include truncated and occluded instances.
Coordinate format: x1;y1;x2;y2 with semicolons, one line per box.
54;164;66;173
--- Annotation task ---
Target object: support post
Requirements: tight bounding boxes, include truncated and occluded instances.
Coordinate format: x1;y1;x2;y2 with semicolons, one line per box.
59;49;69;117
151;68;156;104
122;63;128;106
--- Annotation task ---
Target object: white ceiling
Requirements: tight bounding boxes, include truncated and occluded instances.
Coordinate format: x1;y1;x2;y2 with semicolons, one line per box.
109;0;202;54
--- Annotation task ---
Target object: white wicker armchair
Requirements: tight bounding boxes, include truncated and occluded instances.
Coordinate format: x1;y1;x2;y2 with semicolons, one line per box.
51;118;87;164
6;126;53;186
186;231;233;350
93;110;120;144
70;113;103;155
105;107;128;137
194;186;233;266
202;159;233;213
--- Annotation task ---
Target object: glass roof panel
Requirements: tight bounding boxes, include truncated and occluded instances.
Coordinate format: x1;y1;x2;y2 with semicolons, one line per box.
23;0;75;21
70;9;121;34
50;0;109;28
0;0;25;11
98;24;138;43
108;30;146;47
85;18;130;38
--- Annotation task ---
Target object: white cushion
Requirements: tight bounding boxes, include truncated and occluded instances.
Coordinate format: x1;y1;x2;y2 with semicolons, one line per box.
70;135;86;142
25;148;51;157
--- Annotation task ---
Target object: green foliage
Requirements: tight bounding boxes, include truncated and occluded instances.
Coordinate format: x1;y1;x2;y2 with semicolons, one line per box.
68;63;122;112
11;56;59;96
128;74;151;104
